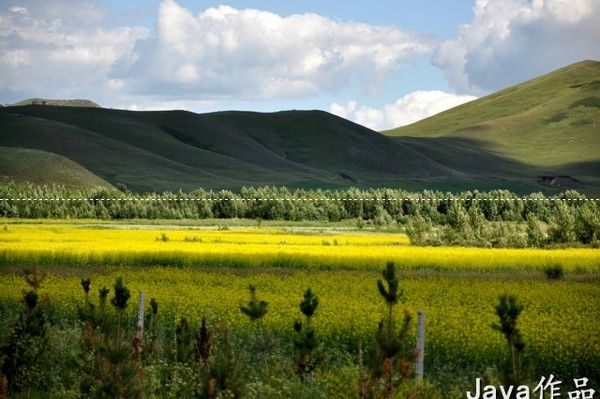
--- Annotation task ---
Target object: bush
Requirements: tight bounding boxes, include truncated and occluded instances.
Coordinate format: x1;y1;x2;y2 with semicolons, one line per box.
156;233;170;242
544;265;564;280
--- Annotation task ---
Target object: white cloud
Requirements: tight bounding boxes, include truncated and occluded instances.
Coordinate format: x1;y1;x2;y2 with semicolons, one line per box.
0;1;147;101
0;0;430;106
433;0;600;94
8;6;27;15
113;0;430;99
330;90;477;131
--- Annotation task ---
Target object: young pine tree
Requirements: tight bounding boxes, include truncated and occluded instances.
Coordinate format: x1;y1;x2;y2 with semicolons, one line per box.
0;268;49;394
492;295;527;387
195;316;211;364
90;277;144;398
375;262;414;399
293;288;320;378
240;285;268;324
240;285;271;369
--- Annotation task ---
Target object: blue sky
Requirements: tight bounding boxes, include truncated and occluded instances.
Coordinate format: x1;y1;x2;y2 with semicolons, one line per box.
105;0;474;37
1;0;598;130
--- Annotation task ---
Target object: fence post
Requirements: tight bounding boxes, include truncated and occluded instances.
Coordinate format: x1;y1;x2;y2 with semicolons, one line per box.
415;310;425;381
133;290;145;356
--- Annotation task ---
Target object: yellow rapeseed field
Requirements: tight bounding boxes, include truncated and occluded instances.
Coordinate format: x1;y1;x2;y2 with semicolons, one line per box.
0;267;597;379
0;223;599;272
0;222;598;380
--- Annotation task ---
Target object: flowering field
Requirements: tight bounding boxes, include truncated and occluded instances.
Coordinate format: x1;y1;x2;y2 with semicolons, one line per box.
0;221;598;397
0;267;598;385
0;223;598;272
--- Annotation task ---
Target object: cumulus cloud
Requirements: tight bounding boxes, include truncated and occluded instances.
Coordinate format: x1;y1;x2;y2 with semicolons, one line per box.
0;1;148;102
433;0;600;94
111;0;430;99
330;90;477;131
0;0;430;105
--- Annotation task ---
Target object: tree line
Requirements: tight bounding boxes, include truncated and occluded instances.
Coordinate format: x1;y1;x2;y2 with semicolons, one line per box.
1;182;598;247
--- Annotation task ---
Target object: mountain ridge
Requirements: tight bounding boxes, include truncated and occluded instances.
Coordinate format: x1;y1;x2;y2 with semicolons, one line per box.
384;60;600;171
0;60;598;194
10;98;101;108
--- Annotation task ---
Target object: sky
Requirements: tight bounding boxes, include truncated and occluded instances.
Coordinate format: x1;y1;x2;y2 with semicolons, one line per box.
0;0;598;130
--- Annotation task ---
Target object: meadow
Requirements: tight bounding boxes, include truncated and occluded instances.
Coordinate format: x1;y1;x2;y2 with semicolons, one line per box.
0;220;598;398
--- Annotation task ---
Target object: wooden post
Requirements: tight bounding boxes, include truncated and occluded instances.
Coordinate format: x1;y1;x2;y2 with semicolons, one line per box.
133;291;145;356
415;310;425;381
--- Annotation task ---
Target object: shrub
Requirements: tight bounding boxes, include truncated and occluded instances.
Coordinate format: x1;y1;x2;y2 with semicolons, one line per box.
405;214;432;245
183;235;203;243
156;233;170;242
544;265;564;280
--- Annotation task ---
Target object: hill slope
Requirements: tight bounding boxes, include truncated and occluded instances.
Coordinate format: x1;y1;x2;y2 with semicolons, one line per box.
0;147;113;188
0;105;462;191
0;60;598;194
384;60;600;175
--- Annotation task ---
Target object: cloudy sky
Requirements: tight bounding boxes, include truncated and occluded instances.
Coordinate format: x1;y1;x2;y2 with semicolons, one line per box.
1;0;598;130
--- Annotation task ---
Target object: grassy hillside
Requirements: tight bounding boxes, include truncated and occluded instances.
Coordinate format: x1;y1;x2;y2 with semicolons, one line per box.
11;98;100;107
385;60;600;174
0;105;462;191
0;147;112;188
0;60;598;194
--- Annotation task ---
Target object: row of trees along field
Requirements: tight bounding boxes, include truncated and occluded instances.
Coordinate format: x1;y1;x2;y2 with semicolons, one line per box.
1;182;598;247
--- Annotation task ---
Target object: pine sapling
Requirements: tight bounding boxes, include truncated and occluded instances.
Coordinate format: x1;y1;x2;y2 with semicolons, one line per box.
194;316;212;365
492;294;527;387
0;268;49;394
97;286;110;331
293;288;320;378
175;317;193;363
375;261;414;399
78;277;95;323
240;285;270;369
111;277;131;340
240;285;268;324
143;298;159;356
91;277;143;398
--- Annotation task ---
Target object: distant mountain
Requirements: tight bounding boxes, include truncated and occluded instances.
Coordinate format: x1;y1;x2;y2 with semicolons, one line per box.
0;61;598;194
384;60;600;179
11;98;100;108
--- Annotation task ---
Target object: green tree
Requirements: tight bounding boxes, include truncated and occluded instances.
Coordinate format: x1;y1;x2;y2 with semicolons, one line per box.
574;201;600;245
526;215;546;247
547;201;576;244
293;288;320;378
375;262;413;399
492;295;526;387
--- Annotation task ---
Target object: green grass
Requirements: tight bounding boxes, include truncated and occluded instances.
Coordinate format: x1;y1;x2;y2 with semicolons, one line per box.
1;60;599;194
0;106;452;191
0;147;112;188
385;60;600;174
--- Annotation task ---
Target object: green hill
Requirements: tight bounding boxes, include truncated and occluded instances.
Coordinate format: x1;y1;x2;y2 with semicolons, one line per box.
0;147;112;188
384;60;600;176
11;98;100;108
0;105;459;191
0;61;598;194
